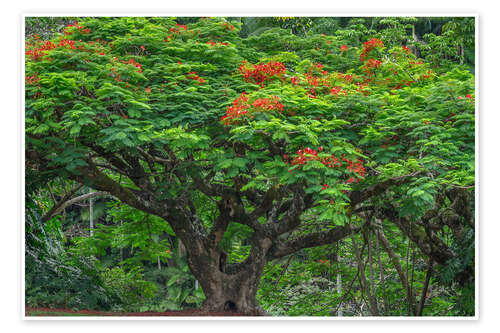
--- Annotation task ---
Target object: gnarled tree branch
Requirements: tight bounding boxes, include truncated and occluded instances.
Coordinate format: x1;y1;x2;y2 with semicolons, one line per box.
268;225;358;259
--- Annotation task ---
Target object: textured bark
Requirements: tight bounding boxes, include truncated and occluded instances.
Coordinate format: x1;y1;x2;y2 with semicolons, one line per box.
269;225;356;258
185;235;272;315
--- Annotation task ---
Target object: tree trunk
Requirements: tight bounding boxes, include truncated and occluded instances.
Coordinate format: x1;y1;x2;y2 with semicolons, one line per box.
89;190;94;237
183;236;272;315
417;260;433;316
376;226;417;315
198;269;266;315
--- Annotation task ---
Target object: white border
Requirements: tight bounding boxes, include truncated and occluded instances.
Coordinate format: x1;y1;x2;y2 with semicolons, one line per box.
19;11;479;322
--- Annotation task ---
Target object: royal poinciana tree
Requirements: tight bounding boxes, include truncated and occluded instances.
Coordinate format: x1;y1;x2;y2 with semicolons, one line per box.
25;17;475;314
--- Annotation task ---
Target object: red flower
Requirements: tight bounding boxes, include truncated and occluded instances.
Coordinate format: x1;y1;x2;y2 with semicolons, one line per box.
360;38;384;62
340;45;348;53
221;93;283;125
239;61;286;87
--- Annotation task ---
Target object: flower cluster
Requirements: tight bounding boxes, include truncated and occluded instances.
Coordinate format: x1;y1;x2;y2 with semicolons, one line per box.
360;38;384;62
170;24;188;33
402;45;411;54
186;71;206;84
222;22;235;31
362;58;382;74
25;40;56;60
221;93;283;125
336;73;354;83
26;73;42;98
57;39;77;50
239;61;286;87
63;22;91;36
221;93;249;125
330;86;347;97
340;45;348;54
306;73;330;89
111;57;143;73
164;24;197;42
303;63;334;98
392;80;414;90
26;38;111;61
25;74;40;85
206;40;229;47
458;94;473;101
251;96;284;111
284;147;366;184
419;70;432;80
308;62;327;75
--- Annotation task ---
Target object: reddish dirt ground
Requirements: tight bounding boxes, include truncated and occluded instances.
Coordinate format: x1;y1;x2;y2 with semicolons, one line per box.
25;306;247;317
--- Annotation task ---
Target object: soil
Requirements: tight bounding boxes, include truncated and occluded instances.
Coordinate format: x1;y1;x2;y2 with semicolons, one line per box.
25;306;247;317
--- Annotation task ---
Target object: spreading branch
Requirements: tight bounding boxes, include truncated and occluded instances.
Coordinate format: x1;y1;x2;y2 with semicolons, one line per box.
349;172;420;207
268;225;358;259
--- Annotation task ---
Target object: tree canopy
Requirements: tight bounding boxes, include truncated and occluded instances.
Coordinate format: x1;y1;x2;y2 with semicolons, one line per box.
25;16;475;316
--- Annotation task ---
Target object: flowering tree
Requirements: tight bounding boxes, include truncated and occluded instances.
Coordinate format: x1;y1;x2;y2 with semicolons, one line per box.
25;17;475;314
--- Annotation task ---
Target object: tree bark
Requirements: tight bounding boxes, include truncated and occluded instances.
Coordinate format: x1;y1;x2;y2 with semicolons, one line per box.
42;189;105;222
185;235;272;315
417;260;433;316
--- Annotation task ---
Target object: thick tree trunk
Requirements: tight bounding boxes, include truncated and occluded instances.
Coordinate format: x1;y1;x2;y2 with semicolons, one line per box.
199;270;266;315
182;236;271;315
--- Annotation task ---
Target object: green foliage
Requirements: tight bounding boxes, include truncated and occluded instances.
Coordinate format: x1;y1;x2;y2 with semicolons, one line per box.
25;197;112;310
100;266;156;311
25;16;475;316
72;201;174;268
158;257;205;310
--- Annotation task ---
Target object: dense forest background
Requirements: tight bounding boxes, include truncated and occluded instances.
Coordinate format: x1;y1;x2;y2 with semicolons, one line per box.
25;16;475;316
